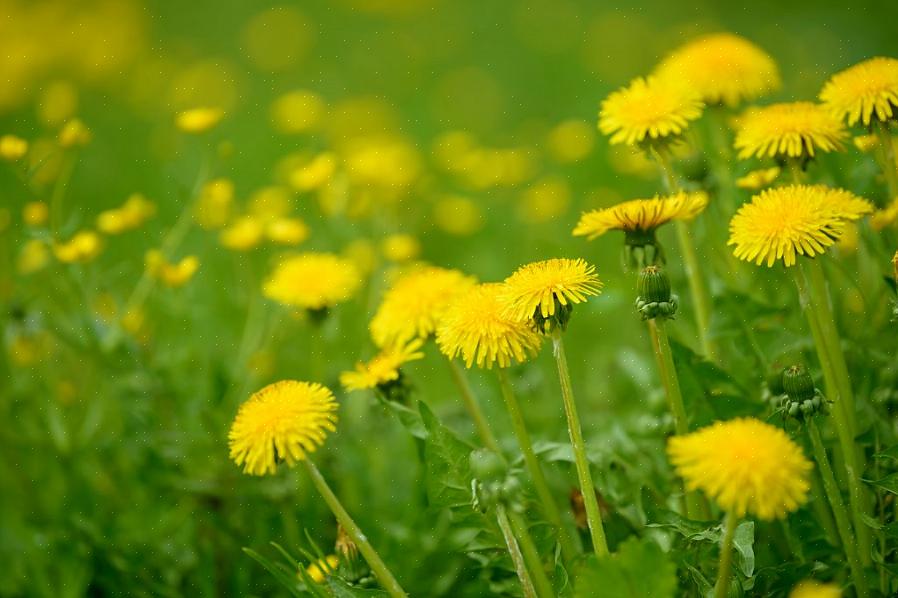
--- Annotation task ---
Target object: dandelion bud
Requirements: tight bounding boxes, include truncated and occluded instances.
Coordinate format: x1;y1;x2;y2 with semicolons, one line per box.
335;524;359;563
469;449;506;483
783;364;815;402
635;266;678;320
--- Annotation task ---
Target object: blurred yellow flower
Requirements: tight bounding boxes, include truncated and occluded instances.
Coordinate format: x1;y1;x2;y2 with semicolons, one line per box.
736;167;781;190
433;196;484;236
500;258;602;323
871;199;898;231
176;107;224;133
194;178;235;230
22;201;49;227
381;234;420;262
96;194;156;235
729;185;873;267
853;134;879;152
0;134;28;160
220;216;264;251
654;33;780;107
228;381;338;476
271;90;326;134
789;580;841;598
437;283;542;369
343;238;378;275
8;331;52;367
289;152;338;192
17;239;50;275
145;250;200;288
304;555;339;584
599;76;704;146
668;417;811;519
734;102;846;160
573;191;708;240
243;6;313;72
340;339;424;392
519;176;571;223
38;81;79;127
266;217;309;246
820;57;898;126
53;230;103;263
263;252;361;311
248;186;293;223
370;265;477;347
59;119;92;148
344;136;420;189
546;120;595;163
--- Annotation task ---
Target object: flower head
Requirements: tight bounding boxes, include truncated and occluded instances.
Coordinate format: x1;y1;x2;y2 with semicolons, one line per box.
176;107;224;133
265;217;309;246
573;191;708;240
728;185;873;267
96;194;156;235
0;134;28;160
370;265;477;347
23;201;49;227
228;380;338;476
53;230;103;263
263;252;360;311
500;259;602;327
735;166;781;190
437;283;543;369
59;119;91;147
220;216;264;251
734;102;846;160
789;580;841;598
340;339;424;392
654;33;780;107
303;555;339;584
145;250;200;288
599;77;704;146
820;57;898;126
668;417;811;519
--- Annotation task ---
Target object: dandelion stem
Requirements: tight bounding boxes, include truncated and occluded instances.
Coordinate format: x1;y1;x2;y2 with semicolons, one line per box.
447;359;501;453
550;330;608;557
496;367;580;562
807;417;869;598
495;505;538;598
507;508;556;598
874;121;898;202
713;511;739;598
303;460;408;598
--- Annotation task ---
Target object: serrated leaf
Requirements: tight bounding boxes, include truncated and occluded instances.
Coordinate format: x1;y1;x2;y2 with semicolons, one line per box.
419;401;476;510
865;473;898;494
573;536;677;598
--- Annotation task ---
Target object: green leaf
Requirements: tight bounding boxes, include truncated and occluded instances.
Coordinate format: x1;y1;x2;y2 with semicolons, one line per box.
875;444;898;462
647;509;719;543
242;548;305;598
573;536;677;598
733;521;755;578
325;578;391;597
419;401;476;510
377;395;426;439
865;473;898;494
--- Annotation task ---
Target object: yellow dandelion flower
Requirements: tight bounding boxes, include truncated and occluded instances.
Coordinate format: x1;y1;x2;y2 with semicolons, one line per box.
59;119;92;148
734;102;846;160
728;185;873;267
18;239;50;274
263;252;361;311
266;217;309;245
893;251;898;283
433;196;484;236
668;417;811;520
176;107;224;133
381;234;420;263
436;283;543;369
53;230;103;263
0;134;28;160
249;186;293;223
500;258;602;323
599;76;704;146
97;194;156;234
145;250;200;288
220;216;264;251
789;580;841;598
303;555;339;584
228;381;338;476
546;119;595;163
194;178;235;230
289;152;338;192
654;33;780;107
853;134;879;152
820;57;898;126
573;191;708;240
340;339;424;392
271;90;326;134
23;201;49;227
735;166;781;190
370;265;477;347
871;198;898;231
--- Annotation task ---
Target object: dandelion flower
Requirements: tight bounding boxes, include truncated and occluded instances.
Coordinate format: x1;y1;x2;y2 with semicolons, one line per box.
97;194;156;234
820;57;898;126
599;77;704;146
381;234;420;263
789;580;841;598
500;258;602;323
735;166;781;190
654;33;780;107
0;134;28;160
53;230;103;263
546;119;595;163
18;239;50;274
573;191;708;240
289;152;337;192
668;417;811;519
853;134;879;152
176;107;224;133
303;555;339;584
263;252;360;311
871;199;898;231
734;102;846;160
728;185;873;267
437;283;543;369
370;265;477;347
219;216;264;251
145;250;200;288
228;380;338;476
195;179;235;229
265;217;309;245
59;119;91;147
22;201;49;227
340;339;424;392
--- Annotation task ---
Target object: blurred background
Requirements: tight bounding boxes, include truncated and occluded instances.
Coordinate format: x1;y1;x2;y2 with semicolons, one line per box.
2;0;897;595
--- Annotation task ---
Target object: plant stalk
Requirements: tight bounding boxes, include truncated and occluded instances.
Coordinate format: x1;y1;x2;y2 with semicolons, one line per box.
713;512;739;598
495;505;539;598
874;121;898;203
507;508;556;598
447;360;502;453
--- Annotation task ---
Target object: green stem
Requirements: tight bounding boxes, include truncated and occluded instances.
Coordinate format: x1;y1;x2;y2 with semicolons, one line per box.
447;359;502;453
713;512;739;598
787;159;804;185
303;460;408;598
550;330;608;557
496;368;580;562
809;467;841;548
495;505;538;598
807;418;868;597
49;153;77;234
874;121;898;203
508;509;556;598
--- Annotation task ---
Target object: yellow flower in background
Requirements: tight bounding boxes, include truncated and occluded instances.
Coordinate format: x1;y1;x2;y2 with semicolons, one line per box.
500;258;602;323
194;178;235;230
519;176;571;224
265;217;309;246
344;135;421;190
303;555;340;584
432;130;478;172
59;119;92;148
53;230;103;263
38;81;79;127
96;194;156;235
853;134;879;152
263;252;361;310
381;234;420;262
437;283;543;369
271;90;326;134
23;201;49;227
145;250;200;288
220;216;264;251
820;57;898;125
599;76;704;146
871;199;898;231
343;238;378;276
228;381;338;476
734;102;846;159
289;152;338;192
370;265;477;347
728;185;873;267
7;331;52;367
17;239;50;274
668;418;811;520
573;191;707;240
340;339;424;392
176;107;224;133
0;134;28;160
736;166;781;190
433;196;484;236
248;186;293;223
654;33;780;107
788;580;841;598
546;119;595;163
893;251;898;283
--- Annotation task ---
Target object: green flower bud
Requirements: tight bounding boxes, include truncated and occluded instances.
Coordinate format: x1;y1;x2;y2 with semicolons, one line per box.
469;449;506;482
638;266;672;304
783;364;815;402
